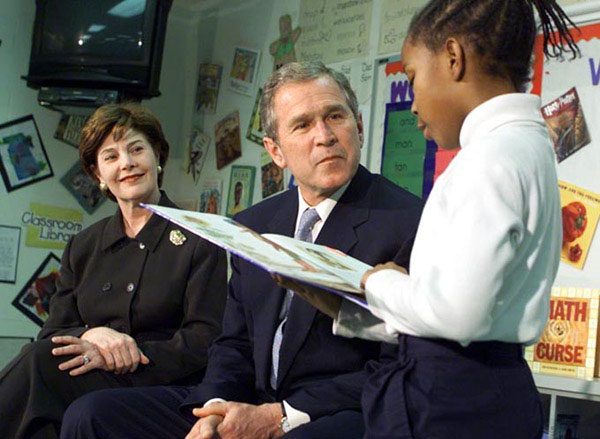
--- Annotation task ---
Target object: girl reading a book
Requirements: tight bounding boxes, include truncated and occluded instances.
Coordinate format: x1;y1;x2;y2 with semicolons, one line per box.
282;0;580;437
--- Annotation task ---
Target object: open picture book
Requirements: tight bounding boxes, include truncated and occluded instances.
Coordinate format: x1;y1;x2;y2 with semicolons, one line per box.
142;204;370;308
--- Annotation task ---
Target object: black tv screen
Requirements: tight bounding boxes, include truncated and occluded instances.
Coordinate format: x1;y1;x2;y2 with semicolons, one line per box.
41;1;146;61
25;0;172;98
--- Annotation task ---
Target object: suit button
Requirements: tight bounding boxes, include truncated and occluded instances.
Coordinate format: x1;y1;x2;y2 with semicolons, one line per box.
102;282;112;292
139;242;146;250
126;283;135;292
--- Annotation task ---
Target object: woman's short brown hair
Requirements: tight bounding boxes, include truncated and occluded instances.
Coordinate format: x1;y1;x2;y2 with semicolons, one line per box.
79;103;170;198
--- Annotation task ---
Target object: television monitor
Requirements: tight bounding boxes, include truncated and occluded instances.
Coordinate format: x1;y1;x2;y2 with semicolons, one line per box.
23;0;172;99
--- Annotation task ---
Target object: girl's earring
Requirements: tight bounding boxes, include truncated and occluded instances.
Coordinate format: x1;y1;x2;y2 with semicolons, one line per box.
157;165;163;174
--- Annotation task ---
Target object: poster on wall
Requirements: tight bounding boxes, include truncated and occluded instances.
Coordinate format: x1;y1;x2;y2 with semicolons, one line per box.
541;87;591;163
328;58;374;107
0;225;20;283
381;101;437;199
21;203;83;250
60;161;105;214
377;0;429;55
247;88;265;146
195;63;222;114
559;181;600;270
226;165;256;217
269;14;301;71
296;0;373;64
215;111;242;170
228;47;261;96
261;150;284;199
12;252;61;327
186;127;211;184
371;57;413;172
0;115;53;192
199;179;222;214
54;114;89;148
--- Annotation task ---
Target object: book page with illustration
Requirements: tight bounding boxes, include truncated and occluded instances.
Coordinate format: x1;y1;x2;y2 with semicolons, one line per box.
143;204;370;307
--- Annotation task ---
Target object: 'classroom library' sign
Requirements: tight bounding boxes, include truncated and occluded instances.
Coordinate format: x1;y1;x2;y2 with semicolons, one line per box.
21;203;83;249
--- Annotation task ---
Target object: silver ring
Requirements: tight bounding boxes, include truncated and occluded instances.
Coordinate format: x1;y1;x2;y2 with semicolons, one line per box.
82;354;90;365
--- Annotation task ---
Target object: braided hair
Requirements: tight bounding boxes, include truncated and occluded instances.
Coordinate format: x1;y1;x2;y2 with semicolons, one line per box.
406;0;580;91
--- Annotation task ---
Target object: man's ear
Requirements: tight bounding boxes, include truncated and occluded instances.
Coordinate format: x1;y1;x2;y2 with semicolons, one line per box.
263;137;287;169
356;112;364;148
444;37;466;82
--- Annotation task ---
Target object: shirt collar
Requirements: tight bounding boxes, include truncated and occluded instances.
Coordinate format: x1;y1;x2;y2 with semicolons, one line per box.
459;93;544;150
296;181;351;229
101;191;173;252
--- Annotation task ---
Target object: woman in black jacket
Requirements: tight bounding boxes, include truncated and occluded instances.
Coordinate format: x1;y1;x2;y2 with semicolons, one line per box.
0;104;227;439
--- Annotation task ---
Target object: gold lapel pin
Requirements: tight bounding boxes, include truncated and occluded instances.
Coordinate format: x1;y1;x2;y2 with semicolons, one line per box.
170;229;186;246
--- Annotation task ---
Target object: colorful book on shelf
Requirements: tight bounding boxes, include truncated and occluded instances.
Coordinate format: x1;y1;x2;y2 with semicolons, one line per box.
525;287;600;380
142;204;370;309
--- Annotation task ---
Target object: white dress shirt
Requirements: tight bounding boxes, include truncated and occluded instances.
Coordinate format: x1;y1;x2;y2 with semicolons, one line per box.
335;93;561;347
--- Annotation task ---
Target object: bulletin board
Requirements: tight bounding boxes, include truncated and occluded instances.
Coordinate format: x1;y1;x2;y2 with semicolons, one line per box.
531;7;600;289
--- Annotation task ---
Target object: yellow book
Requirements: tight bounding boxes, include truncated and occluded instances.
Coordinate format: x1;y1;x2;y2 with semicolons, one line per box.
525;287;600;380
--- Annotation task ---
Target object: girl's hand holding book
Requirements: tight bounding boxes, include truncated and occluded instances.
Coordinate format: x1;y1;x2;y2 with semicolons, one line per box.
361;262;408;290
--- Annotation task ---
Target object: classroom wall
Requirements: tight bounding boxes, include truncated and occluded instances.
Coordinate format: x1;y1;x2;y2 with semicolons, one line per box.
185;0;598;212
0;0;112;339
0;0;202;341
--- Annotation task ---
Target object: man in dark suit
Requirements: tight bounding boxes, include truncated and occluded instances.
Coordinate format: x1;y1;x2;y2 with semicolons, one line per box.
61;61;423;439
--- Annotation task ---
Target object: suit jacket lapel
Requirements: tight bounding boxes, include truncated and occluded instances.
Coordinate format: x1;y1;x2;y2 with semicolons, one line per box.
254;189;298;389
276;166;373;388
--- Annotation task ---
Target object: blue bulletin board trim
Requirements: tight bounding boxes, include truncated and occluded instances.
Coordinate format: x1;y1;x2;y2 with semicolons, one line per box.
380;100;437;200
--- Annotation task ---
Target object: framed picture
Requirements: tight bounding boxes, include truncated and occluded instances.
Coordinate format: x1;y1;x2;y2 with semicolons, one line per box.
0;225;21;283
226;165;256;217
60;161;105;214
0;115;53;192
12;252;61;326
215;111;242;170
246;88;265;146
228;46;261;96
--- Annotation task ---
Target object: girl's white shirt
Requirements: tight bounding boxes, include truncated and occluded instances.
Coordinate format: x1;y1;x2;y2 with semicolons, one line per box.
335;93;561;347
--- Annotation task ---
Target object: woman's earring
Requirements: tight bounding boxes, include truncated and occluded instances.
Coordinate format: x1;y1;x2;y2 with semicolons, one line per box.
157;165;163;174
99;182;107;192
